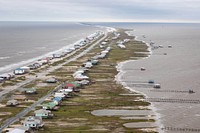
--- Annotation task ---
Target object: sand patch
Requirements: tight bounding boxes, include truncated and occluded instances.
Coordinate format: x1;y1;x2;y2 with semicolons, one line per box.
0;112;12;116
91;109;152;116
123;122;156;128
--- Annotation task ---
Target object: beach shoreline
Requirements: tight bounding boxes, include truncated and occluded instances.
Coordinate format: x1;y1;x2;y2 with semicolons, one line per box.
115;30;164;132
1;27;159;133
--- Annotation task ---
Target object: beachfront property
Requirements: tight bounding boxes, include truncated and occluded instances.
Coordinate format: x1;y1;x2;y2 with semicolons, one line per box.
52;53;62;58
0;73;15;80
14;67;29;75
6;99;19;106
27;63;40;70
34;109;53;118
22;116;44;129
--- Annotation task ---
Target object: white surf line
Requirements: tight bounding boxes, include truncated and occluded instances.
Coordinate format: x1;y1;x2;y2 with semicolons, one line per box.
0;32;108;131
0;32;108;99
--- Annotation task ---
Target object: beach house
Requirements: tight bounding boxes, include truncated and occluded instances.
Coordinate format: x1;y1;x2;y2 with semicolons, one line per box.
42;102;57;110
52;97;62;105
13;95;27;101
24;88;37;94
54;92;67;98
34;109;53;118
88;59;99;65
0;73;15;80
84;62;93;68
14;68;28;75
77;80;90;85
46;78;57;83
22;116;44;129
6;100;19;106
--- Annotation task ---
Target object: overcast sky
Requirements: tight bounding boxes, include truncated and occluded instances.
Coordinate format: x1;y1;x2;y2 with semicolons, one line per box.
0;0;200;22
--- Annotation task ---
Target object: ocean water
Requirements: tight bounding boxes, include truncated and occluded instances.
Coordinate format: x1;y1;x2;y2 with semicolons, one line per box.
96;23;200;132
0;22;100;74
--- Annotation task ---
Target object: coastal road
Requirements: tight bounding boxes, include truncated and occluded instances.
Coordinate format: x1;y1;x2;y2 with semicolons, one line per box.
0;31;108;131
0;31;107;98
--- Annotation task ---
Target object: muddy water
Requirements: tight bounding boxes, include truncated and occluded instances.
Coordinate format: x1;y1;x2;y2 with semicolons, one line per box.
116;23;200;133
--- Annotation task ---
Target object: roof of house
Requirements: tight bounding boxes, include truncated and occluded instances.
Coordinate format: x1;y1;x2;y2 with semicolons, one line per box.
46;78;57;83
7;100;18;104
53;97;62;102
34;109;51;114
43;102;57;108
66;83;75;87
24;88;36;93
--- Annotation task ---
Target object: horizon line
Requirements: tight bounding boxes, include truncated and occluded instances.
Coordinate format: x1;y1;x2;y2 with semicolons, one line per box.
0;20;200;24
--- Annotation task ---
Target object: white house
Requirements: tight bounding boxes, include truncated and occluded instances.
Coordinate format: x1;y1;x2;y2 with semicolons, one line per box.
23;116;44;129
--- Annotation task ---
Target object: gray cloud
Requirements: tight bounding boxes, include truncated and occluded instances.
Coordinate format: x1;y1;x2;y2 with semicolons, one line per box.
0;0;200;22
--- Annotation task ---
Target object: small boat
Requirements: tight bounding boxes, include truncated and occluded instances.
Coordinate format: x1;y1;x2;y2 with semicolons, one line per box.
140;67;146;71
154;84;161;89
168;45;172;48
148;80;155;84
189;89;195;94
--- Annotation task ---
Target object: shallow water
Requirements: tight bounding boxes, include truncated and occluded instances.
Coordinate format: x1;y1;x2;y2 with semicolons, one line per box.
111;23;200;132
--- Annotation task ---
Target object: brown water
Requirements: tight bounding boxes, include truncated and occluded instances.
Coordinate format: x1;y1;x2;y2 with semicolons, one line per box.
113;23;200;133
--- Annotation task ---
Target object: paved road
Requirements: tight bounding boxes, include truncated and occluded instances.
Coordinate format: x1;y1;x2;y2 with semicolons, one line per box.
0;32;108;131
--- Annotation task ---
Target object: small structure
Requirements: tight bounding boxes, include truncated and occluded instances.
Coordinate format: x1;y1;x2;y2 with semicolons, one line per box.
46;78;57;83
52;97;62;105
24;88;37;94
189;89;195;94
101;42;107;45
6;100;19;106
84;62;93;68
117;44;126;49
168;45;172;48
0;77;4;83
140;67;146;71
88;59;99;65
74;44;81;49
78;80;90;85
14;68;29;75
54;92;67;98
53;53;62;58
0;73;15;80
74;74;89;81
59;88;73;93
154;84;161;89
8;126;31;133
23;116;44;129
34;109;53;118
98;53;107;59
13;95;27;101
72;82;81;88
148;80;155;84
42;102;57;110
